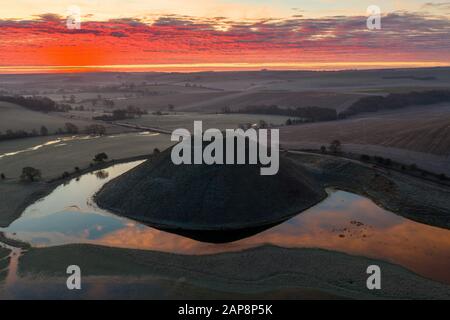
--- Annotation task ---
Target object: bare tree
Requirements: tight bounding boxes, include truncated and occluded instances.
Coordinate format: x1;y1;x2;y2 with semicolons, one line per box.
93;152;108;163
40;125;49;136
329;140;342;154
65;122;79;134
21;167;42;182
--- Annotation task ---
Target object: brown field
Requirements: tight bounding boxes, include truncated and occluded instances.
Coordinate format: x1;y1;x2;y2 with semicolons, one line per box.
125;112;293;131
179;90;362;112
280;103;450;156
42;86;361;113
0;102;126;134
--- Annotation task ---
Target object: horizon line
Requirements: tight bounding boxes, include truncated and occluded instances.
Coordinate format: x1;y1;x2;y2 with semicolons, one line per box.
0;62;449;74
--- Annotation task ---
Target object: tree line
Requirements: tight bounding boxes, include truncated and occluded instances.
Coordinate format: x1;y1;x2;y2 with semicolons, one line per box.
93;106;148;121
226;105;337;122
340;90;450;118
0;95;71;113
220;90;450;124
0;123;106;141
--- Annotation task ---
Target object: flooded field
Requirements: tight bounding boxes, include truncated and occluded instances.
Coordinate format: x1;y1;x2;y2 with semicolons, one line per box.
1;161;449;285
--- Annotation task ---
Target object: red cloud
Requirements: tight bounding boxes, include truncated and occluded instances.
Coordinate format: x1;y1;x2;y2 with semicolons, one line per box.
0;12;448;71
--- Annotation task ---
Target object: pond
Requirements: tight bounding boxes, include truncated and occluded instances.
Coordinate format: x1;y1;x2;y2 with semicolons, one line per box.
1;161;450;285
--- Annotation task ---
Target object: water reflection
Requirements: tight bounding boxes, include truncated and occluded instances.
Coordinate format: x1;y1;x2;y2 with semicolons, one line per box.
1;161;450;284
0;135;100;160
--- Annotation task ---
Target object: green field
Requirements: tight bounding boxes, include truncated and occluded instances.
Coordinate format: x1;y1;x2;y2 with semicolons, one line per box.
0;133;173;179
126;112;293;131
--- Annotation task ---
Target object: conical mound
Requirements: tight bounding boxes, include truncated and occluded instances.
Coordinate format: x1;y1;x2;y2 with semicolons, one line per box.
95;146;326;242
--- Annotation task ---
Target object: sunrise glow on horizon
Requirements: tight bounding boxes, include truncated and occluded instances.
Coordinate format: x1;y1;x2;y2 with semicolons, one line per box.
1;62;450;75
0;0;449;74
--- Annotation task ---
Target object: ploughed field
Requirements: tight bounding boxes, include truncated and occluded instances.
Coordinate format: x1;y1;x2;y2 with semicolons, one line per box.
280;103;450;156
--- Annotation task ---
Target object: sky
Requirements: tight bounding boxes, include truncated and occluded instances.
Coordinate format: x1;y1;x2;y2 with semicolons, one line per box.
0;0;449;73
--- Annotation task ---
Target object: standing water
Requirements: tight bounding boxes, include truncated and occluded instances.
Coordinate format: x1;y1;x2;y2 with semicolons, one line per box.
0;160;449;285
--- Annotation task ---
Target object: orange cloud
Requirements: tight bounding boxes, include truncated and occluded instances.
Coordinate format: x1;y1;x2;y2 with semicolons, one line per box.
0;12;448;72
